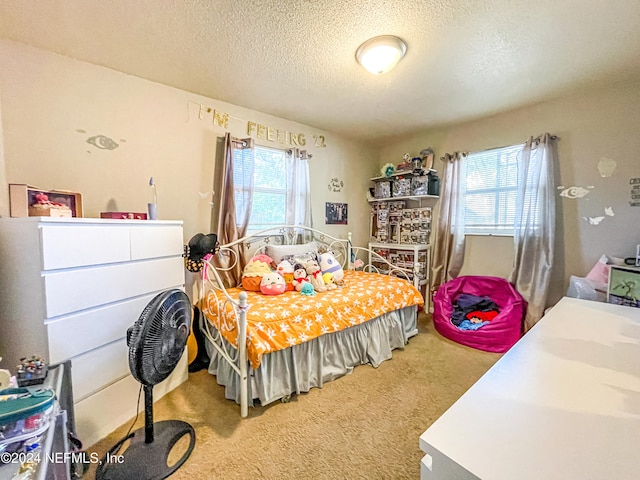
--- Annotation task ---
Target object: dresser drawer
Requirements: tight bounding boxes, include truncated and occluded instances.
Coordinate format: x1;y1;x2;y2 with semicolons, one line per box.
43;256;185;318
71;338;129;401
46;293;160;363
130;225;184;260
40;225;131;270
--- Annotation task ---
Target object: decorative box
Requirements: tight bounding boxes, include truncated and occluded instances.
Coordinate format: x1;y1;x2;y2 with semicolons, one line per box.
411;175;429;195
374;181;391;199
9;184;83;218
392;178;412;197
100;212;148;220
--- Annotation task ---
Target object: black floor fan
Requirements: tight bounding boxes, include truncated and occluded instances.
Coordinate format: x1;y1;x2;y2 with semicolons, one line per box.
96;289;196;480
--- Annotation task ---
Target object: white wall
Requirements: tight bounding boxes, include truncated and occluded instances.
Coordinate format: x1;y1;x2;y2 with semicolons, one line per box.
0;40;374;247
379;79;640;304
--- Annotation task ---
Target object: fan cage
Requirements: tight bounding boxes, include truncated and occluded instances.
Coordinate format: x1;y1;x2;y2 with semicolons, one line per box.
128;290;191;386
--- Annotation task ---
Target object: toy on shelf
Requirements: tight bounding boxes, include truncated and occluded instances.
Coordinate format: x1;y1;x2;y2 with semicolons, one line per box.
16;355;48;387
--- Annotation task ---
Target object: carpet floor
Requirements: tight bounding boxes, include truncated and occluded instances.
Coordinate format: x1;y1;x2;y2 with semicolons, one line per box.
87;313;500;479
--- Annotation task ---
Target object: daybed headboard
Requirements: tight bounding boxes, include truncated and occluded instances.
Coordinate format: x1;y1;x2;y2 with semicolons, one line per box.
219;225;352;271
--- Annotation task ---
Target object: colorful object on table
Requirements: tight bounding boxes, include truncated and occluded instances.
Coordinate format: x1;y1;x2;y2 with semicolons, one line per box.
260;272;286;295
100;211;148;220
16;355;48;387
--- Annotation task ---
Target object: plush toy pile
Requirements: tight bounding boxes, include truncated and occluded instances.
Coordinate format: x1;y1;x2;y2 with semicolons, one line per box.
241;248;345;296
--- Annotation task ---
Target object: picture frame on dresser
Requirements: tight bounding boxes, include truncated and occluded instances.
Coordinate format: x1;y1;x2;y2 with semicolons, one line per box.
9;183;83;218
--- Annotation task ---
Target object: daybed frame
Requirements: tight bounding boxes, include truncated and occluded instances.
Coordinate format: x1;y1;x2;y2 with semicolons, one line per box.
196;225;423;417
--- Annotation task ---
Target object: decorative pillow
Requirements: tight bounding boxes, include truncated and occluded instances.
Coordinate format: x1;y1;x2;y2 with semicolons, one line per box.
281;251;317;267
265;241;318;264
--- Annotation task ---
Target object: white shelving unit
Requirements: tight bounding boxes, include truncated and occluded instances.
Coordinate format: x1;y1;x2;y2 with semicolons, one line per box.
368;242;431;311
367;170;439;310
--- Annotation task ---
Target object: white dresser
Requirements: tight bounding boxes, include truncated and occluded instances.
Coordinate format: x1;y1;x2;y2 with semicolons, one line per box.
0;217;188;447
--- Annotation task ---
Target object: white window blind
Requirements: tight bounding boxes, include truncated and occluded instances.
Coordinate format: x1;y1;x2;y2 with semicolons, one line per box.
234;145;287;232
464;144;523;235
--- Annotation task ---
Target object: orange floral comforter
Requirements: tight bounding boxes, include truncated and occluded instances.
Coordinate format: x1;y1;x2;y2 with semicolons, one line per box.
201;270;424;369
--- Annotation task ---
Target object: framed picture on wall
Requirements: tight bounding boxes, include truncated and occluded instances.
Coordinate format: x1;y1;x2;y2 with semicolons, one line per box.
325;202;348;225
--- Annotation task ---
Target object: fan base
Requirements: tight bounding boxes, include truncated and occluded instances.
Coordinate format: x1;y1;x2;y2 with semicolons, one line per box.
95;420;195;480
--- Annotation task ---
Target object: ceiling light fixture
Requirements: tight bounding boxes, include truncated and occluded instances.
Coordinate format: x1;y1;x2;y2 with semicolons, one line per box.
356;35;407;75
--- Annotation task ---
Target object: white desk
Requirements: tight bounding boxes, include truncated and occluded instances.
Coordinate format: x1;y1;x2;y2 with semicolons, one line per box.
419;297;640;480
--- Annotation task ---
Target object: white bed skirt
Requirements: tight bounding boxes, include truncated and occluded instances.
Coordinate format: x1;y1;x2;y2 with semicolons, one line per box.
205;305;418;407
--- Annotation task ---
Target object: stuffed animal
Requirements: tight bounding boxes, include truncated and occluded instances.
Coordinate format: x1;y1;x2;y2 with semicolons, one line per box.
322;272;338;290
292;263;310;292
260;272;286;295
242;254;274;292
300;282;315;296
304;260;327;292
276;260;295;291
318;252;344;283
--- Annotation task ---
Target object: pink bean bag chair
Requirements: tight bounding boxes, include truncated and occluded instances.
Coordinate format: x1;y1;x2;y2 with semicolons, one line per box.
433;276;526;353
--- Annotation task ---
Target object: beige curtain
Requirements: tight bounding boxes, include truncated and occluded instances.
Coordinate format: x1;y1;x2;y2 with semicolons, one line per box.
212;133;255;288
430;152;468;294
509;133;557;330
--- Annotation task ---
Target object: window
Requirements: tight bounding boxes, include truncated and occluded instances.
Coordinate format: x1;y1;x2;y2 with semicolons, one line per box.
464;144;523;235
233;145;287;232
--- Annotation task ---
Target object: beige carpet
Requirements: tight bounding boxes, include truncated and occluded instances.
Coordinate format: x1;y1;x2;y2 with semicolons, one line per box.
87;313;500;479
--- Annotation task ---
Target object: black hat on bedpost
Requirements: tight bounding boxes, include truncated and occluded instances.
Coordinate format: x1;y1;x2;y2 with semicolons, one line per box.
183;233;219;272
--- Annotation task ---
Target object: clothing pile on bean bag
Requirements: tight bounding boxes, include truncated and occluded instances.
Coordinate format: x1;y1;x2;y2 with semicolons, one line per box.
433;276;526;353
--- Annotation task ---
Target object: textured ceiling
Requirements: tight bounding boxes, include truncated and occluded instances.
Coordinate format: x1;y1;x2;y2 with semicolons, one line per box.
1;0;640;144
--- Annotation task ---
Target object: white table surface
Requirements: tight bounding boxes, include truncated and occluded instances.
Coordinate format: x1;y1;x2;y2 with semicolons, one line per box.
419;297;640;480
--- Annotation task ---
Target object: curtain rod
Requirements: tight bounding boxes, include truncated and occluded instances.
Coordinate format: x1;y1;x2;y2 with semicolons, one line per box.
230;136;248;147
443;134;559;159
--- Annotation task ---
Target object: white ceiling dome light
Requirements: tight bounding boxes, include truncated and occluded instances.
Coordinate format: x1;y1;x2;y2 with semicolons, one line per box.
356;35;407;75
